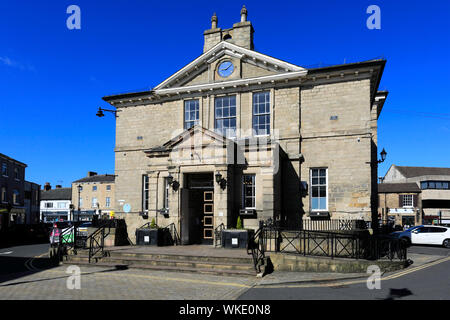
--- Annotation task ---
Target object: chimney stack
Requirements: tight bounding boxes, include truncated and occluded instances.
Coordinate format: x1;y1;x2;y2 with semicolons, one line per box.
44;182;51;191
87;171;97;177
55;185;62;189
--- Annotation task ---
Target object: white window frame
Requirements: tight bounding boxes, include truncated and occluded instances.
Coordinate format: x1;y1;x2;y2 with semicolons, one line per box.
214;95;237;138
91;197;98;208
105;197;111;208
252;91;271;137
184;99;200;130
12;189;20;205
310;168;328;212
402;194;413;208
242;174;256;209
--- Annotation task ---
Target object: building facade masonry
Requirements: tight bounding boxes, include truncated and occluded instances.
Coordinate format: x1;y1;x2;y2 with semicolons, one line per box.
102;7;388;243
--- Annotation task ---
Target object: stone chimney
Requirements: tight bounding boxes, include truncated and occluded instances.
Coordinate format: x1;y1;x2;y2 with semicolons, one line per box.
203;6;254;52
44;182;51;191
55;185;62;189
87;171;97;177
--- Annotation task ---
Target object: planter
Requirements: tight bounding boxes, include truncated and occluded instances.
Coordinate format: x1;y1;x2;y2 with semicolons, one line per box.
135;228;174;246
221;229;254;249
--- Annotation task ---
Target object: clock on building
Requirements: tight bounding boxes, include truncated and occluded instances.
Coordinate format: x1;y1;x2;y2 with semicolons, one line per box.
218;61;234;77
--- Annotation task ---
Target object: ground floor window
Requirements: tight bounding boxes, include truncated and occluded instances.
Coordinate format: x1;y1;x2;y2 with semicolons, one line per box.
163;177;170;209
310;168;327;211
242;174;256;209
142;175;149;212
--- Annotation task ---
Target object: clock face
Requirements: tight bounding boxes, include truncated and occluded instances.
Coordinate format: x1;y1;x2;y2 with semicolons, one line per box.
218;61;234;77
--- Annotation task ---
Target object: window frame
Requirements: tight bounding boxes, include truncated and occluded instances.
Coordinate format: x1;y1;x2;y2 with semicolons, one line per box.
1;163;8;177
242;174;256;209
1;187;6;203
142;175;149;212
310;168;328;212
91;197;98;208
184;99;200;130
105;197;111;208
252;91;271;136
214;95;237;138
12;189;20;205
402;194;413;208
163;177;170;210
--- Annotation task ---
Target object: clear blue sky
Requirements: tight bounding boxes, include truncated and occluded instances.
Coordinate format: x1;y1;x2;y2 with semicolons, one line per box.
1;0;449;188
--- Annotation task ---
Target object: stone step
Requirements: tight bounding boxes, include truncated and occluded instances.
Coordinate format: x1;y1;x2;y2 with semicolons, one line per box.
62;260;256;277
106;251;253;265
64;254;254;272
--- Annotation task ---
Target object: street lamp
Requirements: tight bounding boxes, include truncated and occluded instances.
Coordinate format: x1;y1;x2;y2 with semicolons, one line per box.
96;107;118;118
377;148;387;164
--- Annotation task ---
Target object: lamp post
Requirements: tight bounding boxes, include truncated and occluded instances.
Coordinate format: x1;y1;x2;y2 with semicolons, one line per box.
77;185;82;222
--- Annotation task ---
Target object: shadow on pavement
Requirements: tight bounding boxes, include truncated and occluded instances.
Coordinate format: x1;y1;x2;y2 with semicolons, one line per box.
0;255;59;284
384;288;413;300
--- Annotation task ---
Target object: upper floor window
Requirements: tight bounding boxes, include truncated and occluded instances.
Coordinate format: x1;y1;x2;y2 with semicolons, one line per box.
14;168;19;180
12;189;20;205
92;185;97;191
57;202;67;209
1;187;6;202
106;185;111;191
402;194;413;208
311;168;327;211
252;91;270;136
421;181;449;190
242;175;256;209
91;197;98;208
215;95;236;138
184;99;200;129
106;197;111;208
1;163;7;177
45;202;53;208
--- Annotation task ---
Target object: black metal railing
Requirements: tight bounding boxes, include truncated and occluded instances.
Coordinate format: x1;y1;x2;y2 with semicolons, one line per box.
214;223;225;247
301;219;368;231
165;223;181;246
247;219;407;269
86;224;111;263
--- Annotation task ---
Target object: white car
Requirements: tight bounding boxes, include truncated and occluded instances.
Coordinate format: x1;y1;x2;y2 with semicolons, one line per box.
411;225;450;248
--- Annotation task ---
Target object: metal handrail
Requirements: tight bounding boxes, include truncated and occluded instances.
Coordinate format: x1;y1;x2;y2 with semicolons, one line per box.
164;223;181;245
214;223;225;247
86;223;111;263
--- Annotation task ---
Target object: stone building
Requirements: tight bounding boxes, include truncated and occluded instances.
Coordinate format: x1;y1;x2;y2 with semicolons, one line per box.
72;172;115;221
40;184;72;223
382;165;450;225
378;182;421;227
0;153;27;229
102;7;388;243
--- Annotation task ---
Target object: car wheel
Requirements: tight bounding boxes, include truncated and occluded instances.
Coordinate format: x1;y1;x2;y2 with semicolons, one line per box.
443;239;450;248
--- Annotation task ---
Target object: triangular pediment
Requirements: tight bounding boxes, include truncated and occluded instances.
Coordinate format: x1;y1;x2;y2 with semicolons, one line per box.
153;41;306;91
144;125;232;156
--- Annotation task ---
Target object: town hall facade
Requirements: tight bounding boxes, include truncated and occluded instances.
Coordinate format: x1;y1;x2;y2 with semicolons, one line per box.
103;7;388;243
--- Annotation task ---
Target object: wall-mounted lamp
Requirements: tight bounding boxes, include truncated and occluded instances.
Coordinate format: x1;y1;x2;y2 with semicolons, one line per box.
377;148;387;164
167;173;179;191
215;171;227;190
96;107;118;118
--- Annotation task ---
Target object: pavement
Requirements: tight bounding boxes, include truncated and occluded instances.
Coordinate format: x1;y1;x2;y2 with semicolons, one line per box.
0;243;448;300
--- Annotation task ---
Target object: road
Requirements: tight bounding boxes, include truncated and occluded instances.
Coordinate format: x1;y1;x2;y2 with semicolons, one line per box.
238;245;450;300
0;243;51;283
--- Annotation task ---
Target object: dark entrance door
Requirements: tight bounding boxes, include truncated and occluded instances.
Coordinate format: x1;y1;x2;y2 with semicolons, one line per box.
181;173;214;245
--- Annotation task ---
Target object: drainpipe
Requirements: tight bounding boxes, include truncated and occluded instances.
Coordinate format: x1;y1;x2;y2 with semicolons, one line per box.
155;171;160;227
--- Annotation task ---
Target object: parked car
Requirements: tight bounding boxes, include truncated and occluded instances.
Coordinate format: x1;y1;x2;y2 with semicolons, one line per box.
390;225;423;245
409;225;450;248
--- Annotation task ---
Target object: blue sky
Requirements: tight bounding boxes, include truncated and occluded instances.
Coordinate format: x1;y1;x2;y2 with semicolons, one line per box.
1;0;449;187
